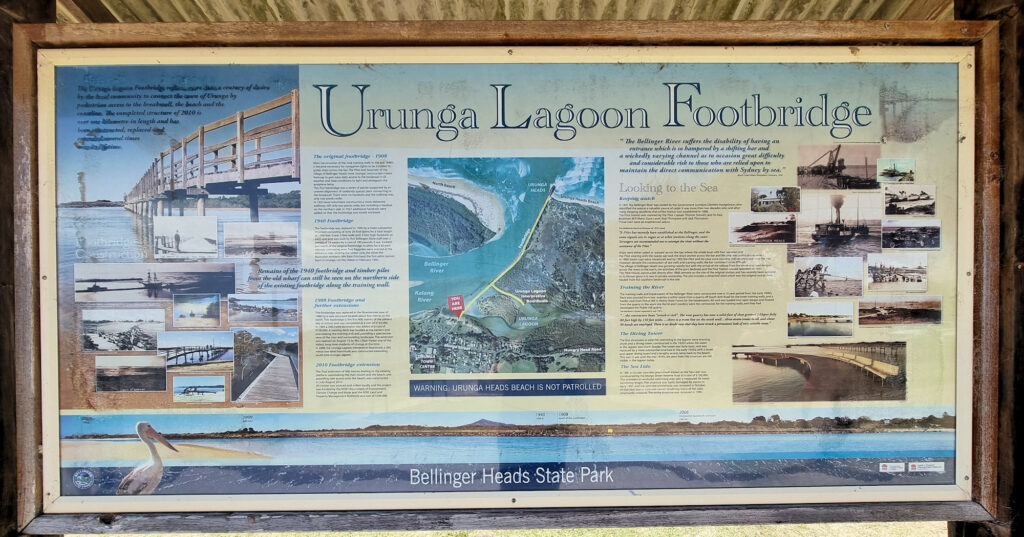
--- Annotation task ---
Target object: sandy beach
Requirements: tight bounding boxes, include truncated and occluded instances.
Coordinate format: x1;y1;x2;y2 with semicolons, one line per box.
61;439;270;461
409;173;505;239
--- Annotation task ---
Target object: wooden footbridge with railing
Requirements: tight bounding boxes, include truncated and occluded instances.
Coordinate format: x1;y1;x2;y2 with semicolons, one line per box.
732;343;906;385
124;91;300;222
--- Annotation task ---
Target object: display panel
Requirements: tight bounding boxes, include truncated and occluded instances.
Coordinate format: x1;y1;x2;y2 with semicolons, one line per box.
38;46;975;512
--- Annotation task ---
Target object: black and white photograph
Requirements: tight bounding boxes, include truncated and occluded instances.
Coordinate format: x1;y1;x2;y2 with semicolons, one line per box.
796;144;881;189
884;184;936;215
224;222;299;258
859;295;942;325
153;215;218;258
787;192;882;262
74;262;235;302
793;256;863;298
80;308;164;351
728;212;796;244
750;186;800;212
881;219;941;249
94;355;166;392
867;253;928;292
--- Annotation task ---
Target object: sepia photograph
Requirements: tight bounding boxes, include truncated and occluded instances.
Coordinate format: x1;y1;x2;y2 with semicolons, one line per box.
750;186;800;212
859;295;942;325
796;144;881;189
224;222;299;258
158;330;235;372
172;375;227;403
94;355;166;392
884;184;936;215
732;342;906;402
728;212;796;244
80;308;164;351
227;293;299;323
793;256;862;298
881;219;941;249
153;216;218;258
867;253;928;292
172;293;222;328
876;157;916;182
787;301;854;337
74;262;235;302
787;192;882;262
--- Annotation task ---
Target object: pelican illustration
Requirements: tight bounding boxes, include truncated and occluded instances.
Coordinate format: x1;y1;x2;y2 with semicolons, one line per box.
116;421;178;495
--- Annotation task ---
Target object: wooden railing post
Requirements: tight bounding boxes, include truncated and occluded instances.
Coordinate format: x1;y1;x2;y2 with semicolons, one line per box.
236;111;245;183
291;88;300;178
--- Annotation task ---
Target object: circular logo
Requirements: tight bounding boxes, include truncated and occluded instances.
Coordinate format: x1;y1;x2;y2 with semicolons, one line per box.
72;469;95;489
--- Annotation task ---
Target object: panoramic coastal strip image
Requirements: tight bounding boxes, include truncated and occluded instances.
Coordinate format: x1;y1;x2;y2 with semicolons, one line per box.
73;262;235;302
409;157;605;374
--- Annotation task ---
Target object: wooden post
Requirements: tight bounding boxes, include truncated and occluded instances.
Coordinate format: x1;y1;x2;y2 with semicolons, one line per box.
198;126;206;188
248;186;260;222
196;196;206;216
236;111;245;183
291;88;300;179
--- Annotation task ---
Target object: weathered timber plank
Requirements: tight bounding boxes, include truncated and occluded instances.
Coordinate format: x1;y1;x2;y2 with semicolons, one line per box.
19;20;997;47
21;502;992;534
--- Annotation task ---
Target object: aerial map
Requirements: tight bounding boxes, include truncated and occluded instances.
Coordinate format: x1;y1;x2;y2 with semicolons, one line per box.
409;157;605;374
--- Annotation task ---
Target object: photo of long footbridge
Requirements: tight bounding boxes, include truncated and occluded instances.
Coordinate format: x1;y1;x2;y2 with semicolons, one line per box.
123;91;300;223
732;342;906;402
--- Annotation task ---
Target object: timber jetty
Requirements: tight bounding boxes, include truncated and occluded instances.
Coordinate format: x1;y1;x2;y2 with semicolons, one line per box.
124;91;299;223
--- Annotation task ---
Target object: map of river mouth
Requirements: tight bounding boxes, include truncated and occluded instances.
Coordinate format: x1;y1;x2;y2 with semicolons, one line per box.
409;157;606;374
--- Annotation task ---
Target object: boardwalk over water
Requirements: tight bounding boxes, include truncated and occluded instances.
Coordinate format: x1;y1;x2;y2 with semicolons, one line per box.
124;91;299;222
236;352;299;402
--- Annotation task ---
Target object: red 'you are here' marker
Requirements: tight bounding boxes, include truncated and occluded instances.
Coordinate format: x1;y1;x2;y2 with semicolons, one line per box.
447;295;465;317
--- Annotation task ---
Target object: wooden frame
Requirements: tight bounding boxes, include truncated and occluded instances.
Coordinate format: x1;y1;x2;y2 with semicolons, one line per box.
10;20;1000;533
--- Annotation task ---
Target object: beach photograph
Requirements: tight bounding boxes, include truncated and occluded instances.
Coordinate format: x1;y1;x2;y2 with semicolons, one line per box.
227;293;299;323
74;262;235;302
796;144;881;189
793;256;863;298
172;293;221;328
231;326;300;402
158;331;234;372
94;355;166;392
859;296;942;325
750;186;800;212
153;216;218;258
877;157;916;182
881;219;941;249
885;184;936;216
172;375;227;403
732;342;906;402
224;222;299;258
80;308;164;351
787;301;854;337
728;212;797;244
787;192;882;262
867;253;928;292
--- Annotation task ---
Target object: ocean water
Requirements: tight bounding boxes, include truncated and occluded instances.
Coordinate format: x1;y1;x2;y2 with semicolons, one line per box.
787;321;854;337
63;431;955;468
732;359;806;402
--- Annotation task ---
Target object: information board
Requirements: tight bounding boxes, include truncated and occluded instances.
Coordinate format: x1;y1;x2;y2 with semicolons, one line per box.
37;46;975;512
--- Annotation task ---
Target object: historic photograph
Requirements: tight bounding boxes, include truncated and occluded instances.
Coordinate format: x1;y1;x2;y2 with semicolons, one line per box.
787;192;882;261
750;186;800;212
227;293;299;323
793;256;863;298
884;184;936;215
224;222;299;258
73;262;235;302
172;293;221;328
881;219;941;249
729;212;797;244
859;295;942;325
796;144;881;189
877;157;916;182
94;355;166;392
80;308;164;351
867;253;928;292
153;215;218;258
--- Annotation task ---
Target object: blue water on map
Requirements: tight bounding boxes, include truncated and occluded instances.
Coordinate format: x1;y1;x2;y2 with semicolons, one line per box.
407;157;603;314
63;431;954;467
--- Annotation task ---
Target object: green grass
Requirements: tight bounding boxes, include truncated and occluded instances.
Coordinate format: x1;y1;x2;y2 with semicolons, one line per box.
74;522;949;537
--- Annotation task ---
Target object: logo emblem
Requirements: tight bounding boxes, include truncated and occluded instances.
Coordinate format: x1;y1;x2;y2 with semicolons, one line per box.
72;469;95;489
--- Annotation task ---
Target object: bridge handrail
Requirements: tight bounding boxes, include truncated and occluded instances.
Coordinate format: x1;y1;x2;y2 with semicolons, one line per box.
125;91;299;203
